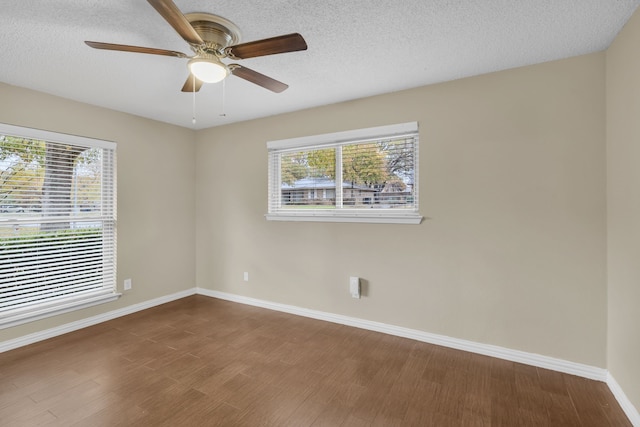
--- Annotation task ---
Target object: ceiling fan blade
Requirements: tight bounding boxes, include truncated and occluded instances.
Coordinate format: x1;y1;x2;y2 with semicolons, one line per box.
181;74;203;92
230;65;288;93
147;0;203;45
225;33;307;59
85;41;188;58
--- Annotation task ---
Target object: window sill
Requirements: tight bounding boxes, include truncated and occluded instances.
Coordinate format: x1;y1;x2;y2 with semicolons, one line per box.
265;212;423;224
0;291;121;329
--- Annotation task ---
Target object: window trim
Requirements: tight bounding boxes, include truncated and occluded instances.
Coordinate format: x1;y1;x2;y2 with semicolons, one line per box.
0;123;119;329
266;122;423;224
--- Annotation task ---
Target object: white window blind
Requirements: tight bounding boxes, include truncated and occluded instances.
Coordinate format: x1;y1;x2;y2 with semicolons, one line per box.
0;123;118;328
267;122;422;224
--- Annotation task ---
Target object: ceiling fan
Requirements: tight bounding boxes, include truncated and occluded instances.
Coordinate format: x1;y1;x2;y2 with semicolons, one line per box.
85;0;307;93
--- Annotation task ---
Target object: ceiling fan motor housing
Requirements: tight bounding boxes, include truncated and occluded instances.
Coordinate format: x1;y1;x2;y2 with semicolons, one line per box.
185;13;241;56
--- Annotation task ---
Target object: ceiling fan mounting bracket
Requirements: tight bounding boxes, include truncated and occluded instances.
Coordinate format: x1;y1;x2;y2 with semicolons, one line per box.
185;13;241;56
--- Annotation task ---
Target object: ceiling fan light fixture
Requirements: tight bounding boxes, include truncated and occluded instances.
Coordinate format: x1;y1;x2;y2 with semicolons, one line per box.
188;56;229;83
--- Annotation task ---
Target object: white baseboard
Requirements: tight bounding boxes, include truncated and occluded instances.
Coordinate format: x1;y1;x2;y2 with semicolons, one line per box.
0;288;196;353
607;372;640;426
197;288;607;381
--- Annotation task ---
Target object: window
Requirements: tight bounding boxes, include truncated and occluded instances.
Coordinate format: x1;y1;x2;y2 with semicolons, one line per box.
0;123;118;328
267;122;422;224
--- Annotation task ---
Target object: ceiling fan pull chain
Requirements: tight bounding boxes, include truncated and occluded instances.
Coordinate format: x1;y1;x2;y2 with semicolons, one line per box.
220;78;227;117
192;74;197;125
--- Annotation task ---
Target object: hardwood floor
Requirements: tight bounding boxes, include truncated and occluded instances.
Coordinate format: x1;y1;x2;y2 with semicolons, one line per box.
0;295;631;426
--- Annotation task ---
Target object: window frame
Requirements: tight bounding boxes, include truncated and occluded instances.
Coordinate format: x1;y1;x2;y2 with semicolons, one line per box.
0;123;119;329
266;122;422;224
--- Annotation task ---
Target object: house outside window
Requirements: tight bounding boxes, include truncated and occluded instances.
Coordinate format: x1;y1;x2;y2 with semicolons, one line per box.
267;122;422;224
0;123;118;328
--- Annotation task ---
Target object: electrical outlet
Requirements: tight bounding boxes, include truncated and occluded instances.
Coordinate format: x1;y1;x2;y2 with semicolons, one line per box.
350;276;360;299
243;272;249;282
124;278;132;291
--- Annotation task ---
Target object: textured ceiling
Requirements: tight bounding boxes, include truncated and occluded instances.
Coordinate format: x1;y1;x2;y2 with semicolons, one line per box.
1;1;639;130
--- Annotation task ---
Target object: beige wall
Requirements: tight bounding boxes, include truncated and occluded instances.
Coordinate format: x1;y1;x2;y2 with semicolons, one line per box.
0;83;196;342
607;7;640;413
0;51;612;372
196;53;607;367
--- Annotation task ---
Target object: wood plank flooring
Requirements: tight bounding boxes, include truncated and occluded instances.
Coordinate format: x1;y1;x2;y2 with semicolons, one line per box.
0;295;631;426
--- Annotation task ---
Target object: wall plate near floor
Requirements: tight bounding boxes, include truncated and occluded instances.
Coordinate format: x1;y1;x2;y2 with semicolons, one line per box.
350;276;360;299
